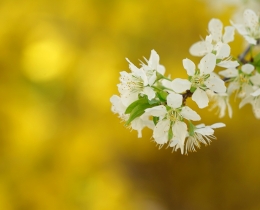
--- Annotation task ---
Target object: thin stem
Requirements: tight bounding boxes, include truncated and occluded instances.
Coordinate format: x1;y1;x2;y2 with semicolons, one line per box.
238;45;251;63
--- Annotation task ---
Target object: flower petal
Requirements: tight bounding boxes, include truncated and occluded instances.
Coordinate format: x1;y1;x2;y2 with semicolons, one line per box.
223;26;235;43
148;49;159;70
181;106;201;121
145;105;167;117
219;68;238;78
167;93;183;109
208;18;223;42
153;119;170;144
195;126;214;135
172;121;187;154
205;76;226;93
217;60;239;68
241;63;254;74
189;41;212;57
171;78;191;93
244;9;258;29
210;123;226;129
183;58;195;76
199;53;216;75
143;86;155;100
215;42;230;59
192;88;209;108
251;88;260;97
250;73;260;86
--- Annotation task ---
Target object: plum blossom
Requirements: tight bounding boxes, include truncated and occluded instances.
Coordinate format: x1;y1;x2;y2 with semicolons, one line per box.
207;90;233;118
219;63;255;97
145;92;200;153
184;123;226;154
190;19;235;59
231;9;260;45
118;50;164;106
172;53;226;108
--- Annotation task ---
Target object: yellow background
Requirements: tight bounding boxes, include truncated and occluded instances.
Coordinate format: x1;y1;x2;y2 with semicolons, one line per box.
0;0;259;209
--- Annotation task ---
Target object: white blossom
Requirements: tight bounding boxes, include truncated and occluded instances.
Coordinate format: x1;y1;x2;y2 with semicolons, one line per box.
190;19;235;59
175;53;226;108
231;9;260;45
184;123;226;154
219;63;255;96
145;92;200;153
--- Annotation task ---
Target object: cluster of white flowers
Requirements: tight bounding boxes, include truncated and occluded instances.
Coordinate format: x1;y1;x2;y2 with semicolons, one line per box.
110;9;260;154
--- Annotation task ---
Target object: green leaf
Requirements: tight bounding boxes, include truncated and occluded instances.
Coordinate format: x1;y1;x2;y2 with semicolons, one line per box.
188;121;195;136
125;97;148;114
216;59;222;64
254;52;260;65
153;116;159;125
256;66;260;74
168;125;173;141
125;103;155;125
190;86;197;93
148;99;160;105
157;91;168;101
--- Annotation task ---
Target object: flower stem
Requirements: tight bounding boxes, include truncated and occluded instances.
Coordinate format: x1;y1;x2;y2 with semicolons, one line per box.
238;45;251;63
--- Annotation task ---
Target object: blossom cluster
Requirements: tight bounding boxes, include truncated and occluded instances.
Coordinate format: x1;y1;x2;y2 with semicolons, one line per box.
110;9;260;154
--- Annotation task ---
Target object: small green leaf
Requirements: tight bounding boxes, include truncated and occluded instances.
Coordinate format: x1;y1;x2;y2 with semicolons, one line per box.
125;97;148;114
256;66;260;74
188;121;195;136
148;99;160;105
168;125;173;141
190;86;197;93
153;116;159;125
216;59;222;64
157;91;168;101
125;103;155;125
254;52;260;65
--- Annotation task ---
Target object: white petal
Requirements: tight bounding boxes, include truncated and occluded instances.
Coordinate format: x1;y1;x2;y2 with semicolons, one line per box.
153;119;170;144
250;73;260;86
189;41;212;57
218;68;238;78
199;53;216;75
251;88;260;97
162;79;173;90
210;123;226;129
208;18;223;42
217;60;239;68
192;88;209;108
241;63;254;74
183;58;195;76
205;76;226;93
143;86;155;100
172;121;187;154
167;93;183;109
223;26;235;43
245;36;257;45
244;9;258;29
171;78;191;93
215;42;230;59
145;105;167;117
181;106;201;121
157;65;166;75
195;126;214;135
126;58;140;74
110;95;126;115
148;49;159;70
231;22;248;36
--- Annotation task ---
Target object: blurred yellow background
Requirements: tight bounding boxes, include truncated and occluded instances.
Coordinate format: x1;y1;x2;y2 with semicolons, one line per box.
0;0;260;209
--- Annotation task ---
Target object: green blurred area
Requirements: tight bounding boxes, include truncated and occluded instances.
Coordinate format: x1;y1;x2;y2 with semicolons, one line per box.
0;0;260;209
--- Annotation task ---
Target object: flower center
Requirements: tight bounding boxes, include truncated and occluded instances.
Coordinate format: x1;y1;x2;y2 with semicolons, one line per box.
167;109;182;122
191;74;209;89
127;75;144;92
